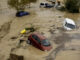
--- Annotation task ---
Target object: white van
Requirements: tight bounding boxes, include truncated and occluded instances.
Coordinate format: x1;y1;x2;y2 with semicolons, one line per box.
63;18;76;30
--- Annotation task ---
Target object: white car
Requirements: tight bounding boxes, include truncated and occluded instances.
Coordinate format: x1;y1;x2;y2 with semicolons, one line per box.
40;2;47;8
40;2;54;8
63;18;76;30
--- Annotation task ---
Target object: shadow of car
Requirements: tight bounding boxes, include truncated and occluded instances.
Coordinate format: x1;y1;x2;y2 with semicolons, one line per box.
27;32;52;51
16;11;30;17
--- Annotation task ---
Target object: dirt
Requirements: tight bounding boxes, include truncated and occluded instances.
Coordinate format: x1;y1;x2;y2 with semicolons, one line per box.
0;21;12;41
0;0;80;60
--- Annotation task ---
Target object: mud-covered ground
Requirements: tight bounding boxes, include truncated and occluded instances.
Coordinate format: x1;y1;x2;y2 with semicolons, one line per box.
0;0;80;60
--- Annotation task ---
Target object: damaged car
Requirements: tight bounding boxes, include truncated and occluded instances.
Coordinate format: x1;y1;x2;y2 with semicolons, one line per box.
63;18;76;30
27;32;52;51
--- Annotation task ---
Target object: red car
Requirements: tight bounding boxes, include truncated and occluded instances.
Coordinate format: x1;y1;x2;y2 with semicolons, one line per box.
27;32;52;51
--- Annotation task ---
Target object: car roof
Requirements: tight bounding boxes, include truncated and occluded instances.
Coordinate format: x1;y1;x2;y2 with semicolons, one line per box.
64;18;75;25
32;32;46;40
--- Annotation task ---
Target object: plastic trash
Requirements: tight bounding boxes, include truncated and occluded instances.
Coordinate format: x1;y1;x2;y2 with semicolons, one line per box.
20;29;26;34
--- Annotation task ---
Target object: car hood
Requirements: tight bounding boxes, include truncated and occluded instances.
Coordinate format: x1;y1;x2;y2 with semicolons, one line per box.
42;45;52;51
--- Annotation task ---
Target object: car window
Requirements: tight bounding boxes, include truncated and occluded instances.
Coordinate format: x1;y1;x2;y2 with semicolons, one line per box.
32;35;37;39
65;22;75;29
32;35;41;43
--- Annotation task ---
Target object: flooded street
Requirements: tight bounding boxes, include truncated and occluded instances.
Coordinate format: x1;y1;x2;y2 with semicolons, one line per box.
0;0;80;60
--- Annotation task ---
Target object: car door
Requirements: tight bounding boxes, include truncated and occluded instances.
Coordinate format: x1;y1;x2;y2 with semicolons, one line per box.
32;35;41;48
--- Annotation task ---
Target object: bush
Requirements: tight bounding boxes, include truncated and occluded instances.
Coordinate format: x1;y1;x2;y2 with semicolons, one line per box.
64;0;80;13
8;0;37;12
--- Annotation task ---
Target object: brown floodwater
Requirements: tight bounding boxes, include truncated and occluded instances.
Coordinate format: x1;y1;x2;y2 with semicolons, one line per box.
55;50;80;60
64;12;80;21
0;0;80;60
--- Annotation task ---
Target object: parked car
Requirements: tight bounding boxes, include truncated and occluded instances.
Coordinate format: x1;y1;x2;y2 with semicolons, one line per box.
16;11;30;17
40;2;54;8
45;3;54;8
27;32;52;51
63;18;76;30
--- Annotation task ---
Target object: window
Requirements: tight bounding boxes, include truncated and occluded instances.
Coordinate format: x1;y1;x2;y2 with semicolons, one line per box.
65;22;75;29
32;35;41;43
32;35;37;39
41;39;51;46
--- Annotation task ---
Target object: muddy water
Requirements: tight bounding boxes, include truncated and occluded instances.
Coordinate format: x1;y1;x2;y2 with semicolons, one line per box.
64;12;80;21
55;50;80;60
0;0;80;60
57;9;80;60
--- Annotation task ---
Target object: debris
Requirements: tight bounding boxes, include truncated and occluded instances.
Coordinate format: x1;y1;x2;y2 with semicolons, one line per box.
58;16;62;18
25;26;36;32
19;37;27;44
11;36;18;40
49;29;55;34
20;26;36;34
8;53;24;60
20;29;26;34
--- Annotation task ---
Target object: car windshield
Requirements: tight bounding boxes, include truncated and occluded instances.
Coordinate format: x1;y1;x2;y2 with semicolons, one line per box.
65;23;76;29
41;39;50;46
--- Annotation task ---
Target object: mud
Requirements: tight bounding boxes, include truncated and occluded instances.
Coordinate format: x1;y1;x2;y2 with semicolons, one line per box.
54;33;71;44
46;31;80;60
46;44;65;60
0;0;80;60
0;21;11;41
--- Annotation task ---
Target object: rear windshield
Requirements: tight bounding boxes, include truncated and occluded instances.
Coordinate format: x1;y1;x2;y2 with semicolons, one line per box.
65;23;76;29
